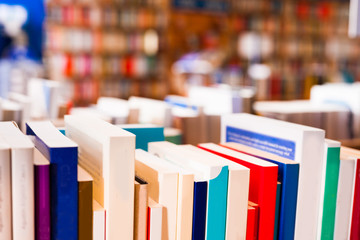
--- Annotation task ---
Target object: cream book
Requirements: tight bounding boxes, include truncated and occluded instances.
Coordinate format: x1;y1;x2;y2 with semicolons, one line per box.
181;145;250;240
93;200;105;240
222;113;325;240
0;139;11;240
148;198;163;240
0;122;34;240
65;115;135;240
135;149;179;240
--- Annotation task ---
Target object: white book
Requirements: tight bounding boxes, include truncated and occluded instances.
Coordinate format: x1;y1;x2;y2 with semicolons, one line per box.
65;115;135;240
0;140;11;240
96;97;130;124
148;198;163;240
334;156;357;239
181;145;250;240
128;96;172;127
93;200;106;240
135;149;179;240
221;113;325;240
0;122;34;240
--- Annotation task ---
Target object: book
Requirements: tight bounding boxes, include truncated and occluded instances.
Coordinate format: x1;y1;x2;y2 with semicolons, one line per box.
164;127;182;144
147;198;163;240
34;148;51;240
339;147;360;240
333;155;357;239
247;202;259;240
0;138;11;240
78;166;93;240
96;97;131;124
128;96;172;127
221;113;325;240
274;182;282;240
0;122;35;240
148;141;228;240
65;115;135;240
181;144;250;240
93;201;105;240
26;121;78;240
135;149;179;240
1;100;22;128
221;142;299;240
318;140;341;240
191;179;207;240
198;143;278;240
134;176;148;240
118;124;164;151
8;92;32;131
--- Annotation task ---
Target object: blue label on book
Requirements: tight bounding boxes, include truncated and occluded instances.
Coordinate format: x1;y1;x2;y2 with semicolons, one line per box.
226;126;296;160
172;0;228;12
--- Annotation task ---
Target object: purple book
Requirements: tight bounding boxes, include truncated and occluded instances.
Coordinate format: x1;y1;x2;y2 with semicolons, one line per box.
34;149;51;240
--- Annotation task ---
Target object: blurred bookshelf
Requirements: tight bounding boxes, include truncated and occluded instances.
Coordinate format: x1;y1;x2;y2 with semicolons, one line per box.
45;0;168;105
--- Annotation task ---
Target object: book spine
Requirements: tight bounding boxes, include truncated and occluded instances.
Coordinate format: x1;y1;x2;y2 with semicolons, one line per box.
79;180;93;240
246;206;256;240
192;181;207;240
0;149;11;240
12;148;35;240
35;164;50;240
278;164;299;240
51;148;78;240
350;159;360;240
205;166;228;240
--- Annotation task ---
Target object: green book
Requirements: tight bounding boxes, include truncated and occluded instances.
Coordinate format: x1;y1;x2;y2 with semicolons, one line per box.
274;182;282;240
320;139;341;240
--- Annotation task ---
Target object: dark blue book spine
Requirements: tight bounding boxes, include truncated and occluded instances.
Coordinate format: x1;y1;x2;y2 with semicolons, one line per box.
27;125;78;240
192;181;207;240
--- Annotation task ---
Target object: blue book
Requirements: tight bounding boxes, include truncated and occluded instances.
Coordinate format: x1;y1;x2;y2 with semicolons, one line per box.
274;182;282;240
26;121;78;240
223;142;299;240
118;124;164;151
192;181;207;240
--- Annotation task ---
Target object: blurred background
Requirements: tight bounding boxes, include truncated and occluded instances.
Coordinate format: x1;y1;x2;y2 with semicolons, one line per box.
2;0;360;145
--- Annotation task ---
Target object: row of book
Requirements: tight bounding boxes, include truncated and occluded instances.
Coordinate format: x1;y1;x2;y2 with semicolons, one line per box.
47;27;160;55
47;5;165;29
2;112;359;240
48;52;161;79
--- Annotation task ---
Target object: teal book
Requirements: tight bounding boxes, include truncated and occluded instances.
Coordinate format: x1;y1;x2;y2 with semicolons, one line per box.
274;182;282;240
118;124;164;151
320;140;341;240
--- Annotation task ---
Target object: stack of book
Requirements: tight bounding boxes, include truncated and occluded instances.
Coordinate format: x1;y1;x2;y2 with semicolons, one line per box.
3;112;360;240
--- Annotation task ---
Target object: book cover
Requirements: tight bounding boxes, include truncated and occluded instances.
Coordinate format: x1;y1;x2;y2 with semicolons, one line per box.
34;148;50;240
134;176;148;240
319;140;341;240
26;121;78;240
221;113;325;240
78;166;93;240
198;143;277;240
65;115;135;240
221;142;299;240
192;180;207;240
0;140;11;240
0;122;35;240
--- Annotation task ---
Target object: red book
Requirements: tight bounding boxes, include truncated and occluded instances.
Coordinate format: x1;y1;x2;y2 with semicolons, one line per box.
198;143;278;240
247;202;259;240
350;159;360;240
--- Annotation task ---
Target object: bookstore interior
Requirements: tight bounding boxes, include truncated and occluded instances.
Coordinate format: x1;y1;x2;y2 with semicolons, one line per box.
4;0;360;240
